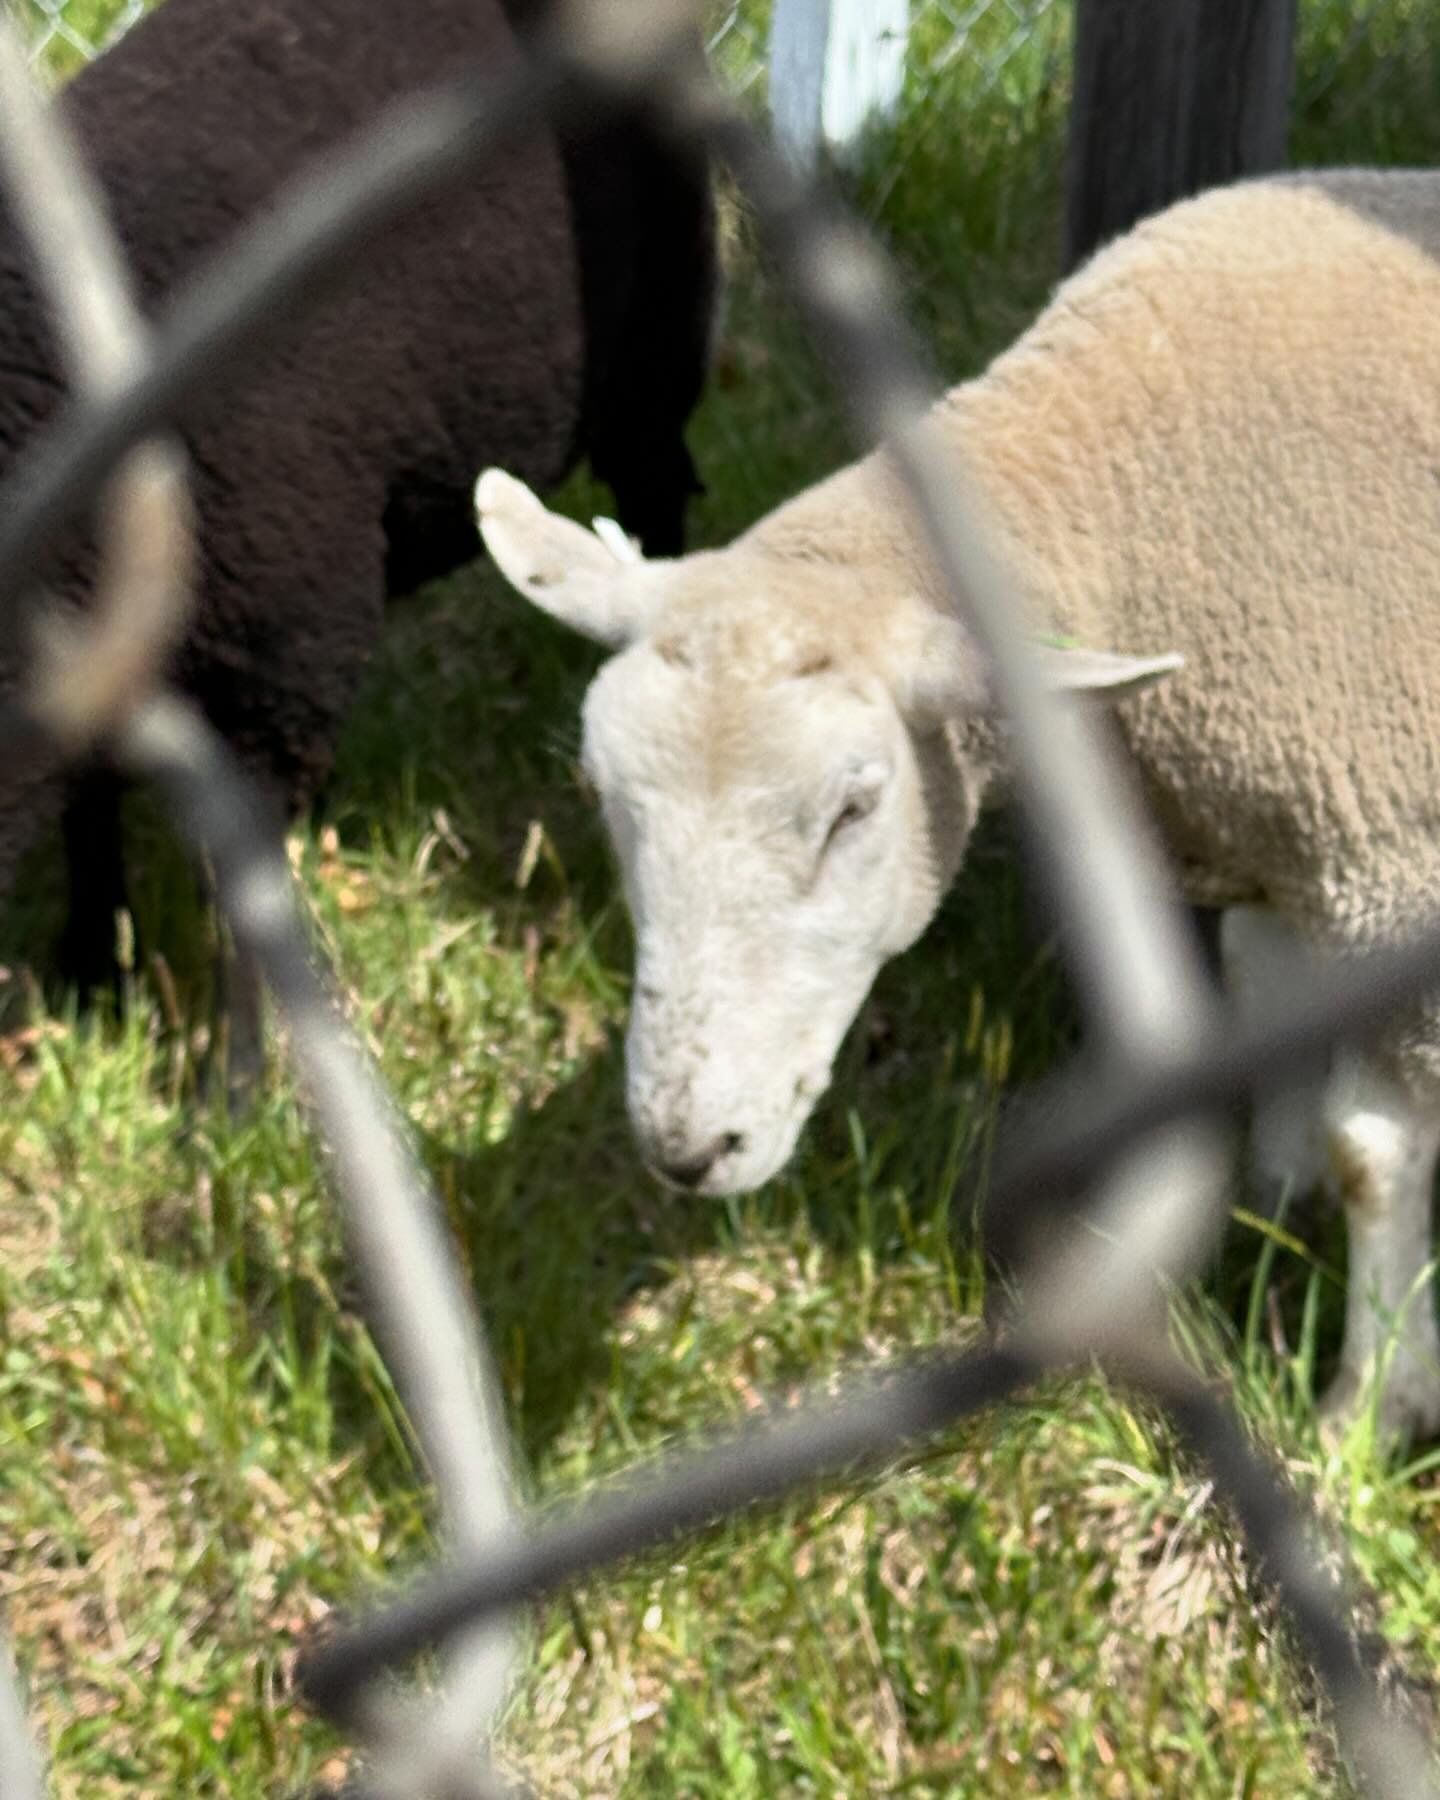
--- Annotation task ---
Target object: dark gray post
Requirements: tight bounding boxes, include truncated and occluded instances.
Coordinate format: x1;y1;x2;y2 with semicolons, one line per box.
1064;0;1298;272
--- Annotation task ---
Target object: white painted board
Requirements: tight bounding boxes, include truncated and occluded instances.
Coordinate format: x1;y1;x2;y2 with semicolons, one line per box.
770;0;910;170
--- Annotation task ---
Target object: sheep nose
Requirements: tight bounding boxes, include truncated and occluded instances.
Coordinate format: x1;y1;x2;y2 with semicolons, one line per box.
655;1131;746;1190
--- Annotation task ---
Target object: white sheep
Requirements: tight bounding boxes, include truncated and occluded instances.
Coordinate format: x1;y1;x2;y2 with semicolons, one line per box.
477;168;1440;1441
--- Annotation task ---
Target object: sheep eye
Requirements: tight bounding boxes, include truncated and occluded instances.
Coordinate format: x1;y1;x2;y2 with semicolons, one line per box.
815;760;889;863
823;789;877;850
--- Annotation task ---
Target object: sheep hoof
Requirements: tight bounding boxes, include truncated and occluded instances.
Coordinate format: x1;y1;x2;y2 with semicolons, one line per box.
1318;1364;1440;1450
224;1043;266;1116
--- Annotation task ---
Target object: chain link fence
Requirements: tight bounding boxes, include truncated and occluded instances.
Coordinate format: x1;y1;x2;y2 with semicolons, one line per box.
16;0;145;74
704;0;1067;116
7;0;1440;1795
703;0;1439;155
20;0;1440;139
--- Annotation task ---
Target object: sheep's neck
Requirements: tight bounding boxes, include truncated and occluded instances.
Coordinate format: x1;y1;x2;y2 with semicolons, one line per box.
742;387;1110;653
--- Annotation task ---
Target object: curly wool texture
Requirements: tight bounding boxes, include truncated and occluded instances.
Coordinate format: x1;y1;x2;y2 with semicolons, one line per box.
745;170;1440;1066
0;0;714;934
480;170;1440;1434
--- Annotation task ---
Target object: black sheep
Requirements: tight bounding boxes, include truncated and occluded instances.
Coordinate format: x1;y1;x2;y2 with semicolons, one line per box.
0;0;715;990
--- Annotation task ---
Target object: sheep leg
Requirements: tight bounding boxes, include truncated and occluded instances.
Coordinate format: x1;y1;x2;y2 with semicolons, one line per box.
1321;1056;1440;1442
605;440;704;559
197;852;268;1108
58;767;130;997
218;926;266;1105
579;118;714;560
1219;904;1331;1207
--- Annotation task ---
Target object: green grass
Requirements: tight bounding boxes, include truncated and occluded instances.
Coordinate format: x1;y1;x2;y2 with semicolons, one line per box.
13;0;149;80
6;1;1440;1794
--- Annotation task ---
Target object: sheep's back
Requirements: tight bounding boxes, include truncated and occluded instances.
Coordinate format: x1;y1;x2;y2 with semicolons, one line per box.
942;170;1440;931
82;0;588;567
0;0;598;812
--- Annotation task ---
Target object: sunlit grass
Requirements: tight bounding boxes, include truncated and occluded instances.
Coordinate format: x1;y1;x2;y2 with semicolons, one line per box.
5;0;1440;1793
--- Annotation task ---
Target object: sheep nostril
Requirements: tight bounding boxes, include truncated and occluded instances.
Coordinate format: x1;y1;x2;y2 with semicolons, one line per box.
657;1151;716;1189
655;1131;747;1190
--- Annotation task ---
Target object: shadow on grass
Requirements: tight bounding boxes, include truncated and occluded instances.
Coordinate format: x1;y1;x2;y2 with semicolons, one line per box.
421;1046;729;1470
419;818;1072;1475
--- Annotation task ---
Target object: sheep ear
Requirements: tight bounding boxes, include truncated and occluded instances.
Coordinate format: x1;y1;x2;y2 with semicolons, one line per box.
475;468;661;647
889;613;990;728
1033;645;1184;698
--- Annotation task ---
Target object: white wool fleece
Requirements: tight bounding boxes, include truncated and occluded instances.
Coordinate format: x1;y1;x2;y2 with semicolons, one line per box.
481;169;1440;1442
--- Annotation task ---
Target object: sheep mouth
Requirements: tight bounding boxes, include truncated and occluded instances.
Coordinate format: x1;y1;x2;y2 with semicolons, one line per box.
637;1101;821;1198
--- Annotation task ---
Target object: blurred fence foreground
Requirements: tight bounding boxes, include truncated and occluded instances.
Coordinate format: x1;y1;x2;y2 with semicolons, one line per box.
2;1;1440;1797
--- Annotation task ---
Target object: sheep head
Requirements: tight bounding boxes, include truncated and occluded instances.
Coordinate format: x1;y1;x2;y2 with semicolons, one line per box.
477;469;1180;1196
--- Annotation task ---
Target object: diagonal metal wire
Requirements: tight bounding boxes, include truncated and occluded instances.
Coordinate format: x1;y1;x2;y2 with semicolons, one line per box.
0;2;191;745
0;57;558;647
301;1337;1438;1800
673;57;1231;1353
0;9;524;1793
1;0;1439;1795
0;13;194;1780
0;1636;44;1800
119;693;521;1795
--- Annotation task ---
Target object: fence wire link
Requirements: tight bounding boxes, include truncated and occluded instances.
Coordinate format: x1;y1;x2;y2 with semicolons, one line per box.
0;1634;43;1800
706;0;1435;152
21;0;1435;120
0;6;189;1788
0;4;191;751
4;1;1440;1796
119;694;522;1798
0;6;522;1793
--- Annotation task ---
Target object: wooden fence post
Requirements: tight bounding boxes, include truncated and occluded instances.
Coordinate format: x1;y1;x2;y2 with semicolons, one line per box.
770;0;910;172
1065;0;1297;271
